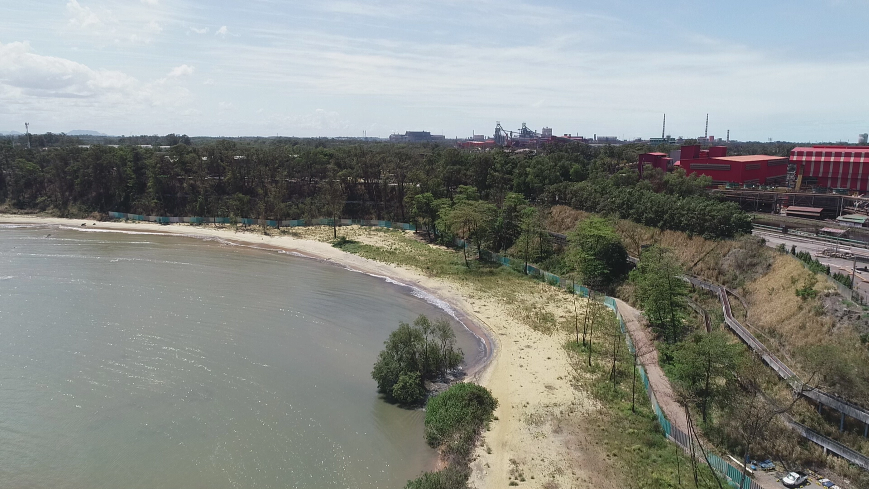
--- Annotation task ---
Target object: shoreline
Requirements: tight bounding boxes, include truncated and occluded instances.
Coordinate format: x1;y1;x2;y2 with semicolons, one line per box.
3;214;600;488
0;215;497;382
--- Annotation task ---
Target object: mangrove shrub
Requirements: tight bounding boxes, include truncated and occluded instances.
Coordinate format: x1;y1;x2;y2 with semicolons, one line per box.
371;315;463;405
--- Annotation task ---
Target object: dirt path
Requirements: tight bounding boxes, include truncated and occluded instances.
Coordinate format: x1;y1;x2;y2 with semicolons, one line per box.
615;299;790;489
613;298;689;434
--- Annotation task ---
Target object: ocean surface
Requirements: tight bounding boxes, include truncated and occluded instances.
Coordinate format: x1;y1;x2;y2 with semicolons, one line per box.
0;224;484;489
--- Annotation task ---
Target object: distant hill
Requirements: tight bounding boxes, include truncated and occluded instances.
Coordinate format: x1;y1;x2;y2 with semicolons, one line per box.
68;130;108;136
0;131;23;136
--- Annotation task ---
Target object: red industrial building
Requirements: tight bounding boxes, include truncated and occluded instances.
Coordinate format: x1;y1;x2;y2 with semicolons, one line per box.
790;146;869;192
639;145;788;186
638;152;672;176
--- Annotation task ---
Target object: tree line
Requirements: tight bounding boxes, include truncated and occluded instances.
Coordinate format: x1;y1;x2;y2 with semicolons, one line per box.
1;136;751;239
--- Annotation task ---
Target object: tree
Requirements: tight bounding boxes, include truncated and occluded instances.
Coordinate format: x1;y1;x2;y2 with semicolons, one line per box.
371;315;464;405
567;216;629;289
516;206;547;275
442;200;496;267
320;166;346;239
393;371;426;405
671;331;744;424
630;245;689;344
412;192;439;239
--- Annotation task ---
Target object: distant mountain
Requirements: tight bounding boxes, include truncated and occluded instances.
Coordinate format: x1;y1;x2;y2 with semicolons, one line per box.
0;131;23;136
68;130;108;136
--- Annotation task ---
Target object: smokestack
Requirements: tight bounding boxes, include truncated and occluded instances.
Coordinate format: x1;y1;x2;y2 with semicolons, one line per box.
704;114;708;140
726;129;730;143
662;114;666;139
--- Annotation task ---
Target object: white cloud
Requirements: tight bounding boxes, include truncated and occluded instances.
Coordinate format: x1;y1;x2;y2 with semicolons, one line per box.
0;41;192;131
66;0;102;30
63;0;173;45
145;20;162;33
167;64;195;77
141;0;159;5
0;41;137;98
215;26;228;37
203;78;215;85
189;27;208;35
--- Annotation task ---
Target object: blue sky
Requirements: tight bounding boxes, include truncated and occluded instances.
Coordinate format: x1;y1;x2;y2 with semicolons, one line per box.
1;0;867;142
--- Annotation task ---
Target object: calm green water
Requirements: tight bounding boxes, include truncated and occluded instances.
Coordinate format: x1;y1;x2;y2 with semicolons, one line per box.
0;225;483;489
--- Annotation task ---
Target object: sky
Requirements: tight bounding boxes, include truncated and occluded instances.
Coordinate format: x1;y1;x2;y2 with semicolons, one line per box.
1;0;868;142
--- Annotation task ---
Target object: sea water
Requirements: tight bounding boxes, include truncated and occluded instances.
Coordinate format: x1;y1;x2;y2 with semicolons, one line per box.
0;225;483;488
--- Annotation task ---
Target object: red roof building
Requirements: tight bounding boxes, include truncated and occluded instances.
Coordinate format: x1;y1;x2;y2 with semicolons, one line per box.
790;146;869;191
677;145;788;185
638;152;671;176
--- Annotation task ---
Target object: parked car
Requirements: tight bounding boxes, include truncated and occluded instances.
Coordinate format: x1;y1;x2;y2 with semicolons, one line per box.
817;478;841;489
749;459;775;471
781;472;808;488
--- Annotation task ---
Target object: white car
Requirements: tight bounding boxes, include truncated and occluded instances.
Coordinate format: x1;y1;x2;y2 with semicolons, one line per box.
781;472;808;488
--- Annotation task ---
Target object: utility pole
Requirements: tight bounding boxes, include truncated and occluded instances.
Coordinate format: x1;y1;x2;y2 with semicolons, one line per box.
851;254;858;302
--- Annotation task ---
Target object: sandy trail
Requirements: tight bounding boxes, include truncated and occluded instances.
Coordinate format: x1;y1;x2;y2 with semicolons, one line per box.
2;215;609;488
614;298;688;433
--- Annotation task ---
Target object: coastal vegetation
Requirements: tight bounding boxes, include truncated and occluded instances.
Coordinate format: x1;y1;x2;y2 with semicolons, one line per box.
9;132;868;484
405;383;498;489
548;206;869;485
295;224;734;487
371;315;463;405
0;137;750;240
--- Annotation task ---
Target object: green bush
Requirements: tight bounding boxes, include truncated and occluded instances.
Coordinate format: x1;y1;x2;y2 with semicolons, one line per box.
331;235;358;248
371;315;463;405
424;383;497;449
404;466;470;489
393;371;426;405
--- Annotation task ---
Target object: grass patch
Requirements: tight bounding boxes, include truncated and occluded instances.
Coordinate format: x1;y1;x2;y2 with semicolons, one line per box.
565;338;725;489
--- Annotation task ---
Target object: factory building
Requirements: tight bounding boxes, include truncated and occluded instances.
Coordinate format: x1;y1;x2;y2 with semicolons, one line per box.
637;152;672;176
638;145;788;185
388;131;446;143
790;146;869;192
677;145;788;185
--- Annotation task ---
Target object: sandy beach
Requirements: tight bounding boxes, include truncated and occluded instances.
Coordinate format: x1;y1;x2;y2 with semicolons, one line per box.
1;215;609;488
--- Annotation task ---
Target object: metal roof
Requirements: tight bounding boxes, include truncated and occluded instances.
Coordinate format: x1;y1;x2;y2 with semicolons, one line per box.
786;206;824;213
837;214;869;223
712;155;787;163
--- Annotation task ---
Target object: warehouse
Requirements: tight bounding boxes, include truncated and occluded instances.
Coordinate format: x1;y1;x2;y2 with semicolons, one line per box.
639;145;788;185
791;146;869;192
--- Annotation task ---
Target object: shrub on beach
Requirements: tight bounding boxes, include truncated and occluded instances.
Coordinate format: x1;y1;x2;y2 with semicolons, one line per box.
371;315;463;405
404;383;497;489
424;383;498;457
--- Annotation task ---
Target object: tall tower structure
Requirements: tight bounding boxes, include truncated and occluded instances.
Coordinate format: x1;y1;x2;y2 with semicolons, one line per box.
662;114;666;139
704;114;708;140
25;122;31;149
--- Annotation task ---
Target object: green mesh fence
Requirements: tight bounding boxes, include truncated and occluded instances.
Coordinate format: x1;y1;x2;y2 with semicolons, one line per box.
471;244;760;489
107;212;417;231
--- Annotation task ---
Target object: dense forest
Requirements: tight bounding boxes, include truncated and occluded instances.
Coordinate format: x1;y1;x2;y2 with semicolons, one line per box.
0;135;758;241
